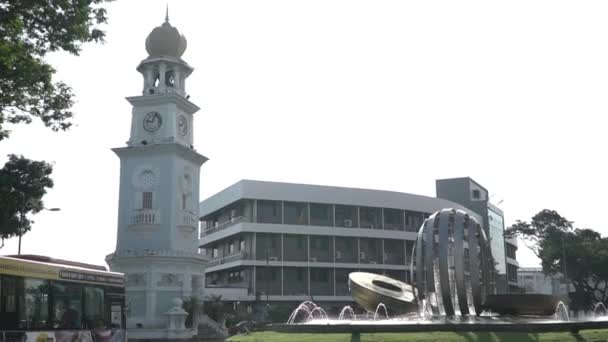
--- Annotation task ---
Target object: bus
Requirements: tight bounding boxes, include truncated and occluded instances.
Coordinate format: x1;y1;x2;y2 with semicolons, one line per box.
0;255;126;342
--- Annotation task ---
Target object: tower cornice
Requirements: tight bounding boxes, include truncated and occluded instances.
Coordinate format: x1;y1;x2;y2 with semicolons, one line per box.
113;143;208;166
126;93;200;115
136;56;193;75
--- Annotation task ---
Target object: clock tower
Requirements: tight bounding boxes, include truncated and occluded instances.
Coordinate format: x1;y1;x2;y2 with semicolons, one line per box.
106;13;208;331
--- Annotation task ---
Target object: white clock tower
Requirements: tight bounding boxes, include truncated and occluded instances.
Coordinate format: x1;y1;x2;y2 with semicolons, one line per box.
106;13;208;331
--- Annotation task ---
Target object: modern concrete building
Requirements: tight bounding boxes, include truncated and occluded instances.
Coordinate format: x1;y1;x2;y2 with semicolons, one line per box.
435;177;519;293
198;179;508;310
518;268;568;297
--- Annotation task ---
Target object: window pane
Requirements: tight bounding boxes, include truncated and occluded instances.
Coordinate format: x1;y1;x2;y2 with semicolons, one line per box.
256;200;281;224
360;207;381;229
384;208;404;231
405;211;423;232
142;192;153;209
309;236;332;262
84;287;105;328
335;269;350;296
310;203;333;226
52;282;83;329
384;239;405;265
335;237;357;263
284;202;308;225
255;233;281;261
284;235;307;262
2;276;17;313
24;279;49;329
335;205;358;228
360;238;381;264
283;268;308;295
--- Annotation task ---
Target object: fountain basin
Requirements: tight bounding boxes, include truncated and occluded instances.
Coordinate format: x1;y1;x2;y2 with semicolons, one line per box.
271;316;608;334
483;294;561;316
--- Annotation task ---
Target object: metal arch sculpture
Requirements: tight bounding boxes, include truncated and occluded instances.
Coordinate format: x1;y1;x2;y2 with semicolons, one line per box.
411;208;495;316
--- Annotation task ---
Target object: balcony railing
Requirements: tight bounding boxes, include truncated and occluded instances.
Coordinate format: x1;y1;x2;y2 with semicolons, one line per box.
131;209;160;225
206;251;250;268
201;216;248;237
181;211;198;227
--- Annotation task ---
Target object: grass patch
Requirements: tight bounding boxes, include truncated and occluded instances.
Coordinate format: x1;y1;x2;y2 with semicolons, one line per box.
227;329;608;342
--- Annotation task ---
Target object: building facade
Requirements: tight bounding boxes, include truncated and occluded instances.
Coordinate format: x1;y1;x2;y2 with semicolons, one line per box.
198;180;491;308
106;15;208;332
518;268;568;297
435;177;519;293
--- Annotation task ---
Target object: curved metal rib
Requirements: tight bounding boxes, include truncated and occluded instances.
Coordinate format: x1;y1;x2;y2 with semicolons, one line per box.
424;213;439;315
467;215;482;315
414;224;425;304
437;209;454;315
479;227;493;301
453;210;468;315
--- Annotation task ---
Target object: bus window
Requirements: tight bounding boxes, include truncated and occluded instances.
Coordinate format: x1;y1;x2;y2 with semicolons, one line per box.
52;282;83;329
0;276;19;330
2;276;17;313
105;291;125;329
84;286;105;327
23;278;49;329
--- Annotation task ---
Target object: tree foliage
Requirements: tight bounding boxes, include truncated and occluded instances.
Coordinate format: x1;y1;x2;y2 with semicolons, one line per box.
183;295;204;328
506;209;608;307
0;0;111;140
0;155;54;239
204;294;227;323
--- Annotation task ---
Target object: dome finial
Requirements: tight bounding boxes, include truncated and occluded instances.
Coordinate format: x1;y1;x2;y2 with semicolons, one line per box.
145;6;188;58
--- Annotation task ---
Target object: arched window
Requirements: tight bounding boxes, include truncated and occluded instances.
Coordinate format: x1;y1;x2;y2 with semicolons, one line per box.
165;70;175;87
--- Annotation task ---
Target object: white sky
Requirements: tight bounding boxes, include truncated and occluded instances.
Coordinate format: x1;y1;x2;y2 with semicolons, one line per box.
1;0;607;269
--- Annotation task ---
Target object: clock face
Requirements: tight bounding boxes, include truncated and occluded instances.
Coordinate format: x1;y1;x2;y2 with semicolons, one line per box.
178;115;188;136
143;111;162;132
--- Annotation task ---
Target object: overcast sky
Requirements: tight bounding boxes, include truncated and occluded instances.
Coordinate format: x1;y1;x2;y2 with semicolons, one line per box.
1;0;607;269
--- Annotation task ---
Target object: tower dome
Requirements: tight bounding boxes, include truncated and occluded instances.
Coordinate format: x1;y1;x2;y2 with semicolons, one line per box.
145;11;187;58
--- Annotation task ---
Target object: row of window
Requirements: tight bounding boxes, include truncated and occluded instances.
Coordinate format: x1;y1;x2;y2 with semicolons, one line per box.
202;199;428;231
207;267;411;296
205;234;414;265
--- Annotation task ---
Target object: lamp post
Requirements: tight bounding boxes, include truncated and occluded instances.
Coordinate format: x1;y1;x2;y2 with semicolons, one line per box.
18;207;60;255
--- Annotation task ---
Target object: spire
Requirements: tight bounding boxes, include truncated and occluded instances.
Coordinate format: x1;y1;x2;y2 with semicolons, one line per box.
165;4;169;23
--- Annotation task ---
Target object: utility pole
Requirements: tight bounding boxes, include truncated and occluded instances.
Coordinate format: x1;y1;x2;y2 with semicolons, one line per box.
17;210;24;255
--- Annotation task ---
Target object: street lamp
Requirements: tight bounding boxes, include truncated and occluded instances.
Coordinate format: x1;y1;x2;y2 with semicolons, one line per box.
18;207;61;255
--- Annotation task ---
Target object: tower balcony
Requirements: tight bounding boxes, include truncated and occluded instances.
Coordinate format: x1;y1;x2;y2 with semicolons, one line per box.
180;211;198;227
131;209;161;225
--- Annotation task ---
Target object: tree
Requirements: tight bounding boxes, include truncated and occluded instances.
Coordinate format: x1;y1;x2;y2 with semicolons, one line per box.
506;209;608;308
0;0;111;140
182;295;204;328
203;294;227;323
0;155;54;241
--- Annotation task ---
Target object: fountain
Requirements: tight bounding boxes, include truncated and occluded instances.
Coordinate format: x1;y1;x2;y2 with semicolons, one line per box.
307;306;328;321
271;209;608;340
286;301;326;324
594;302;607;317
554;301;570;321
338;306;356;321
373;303;389;321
